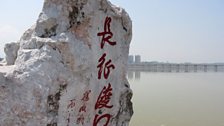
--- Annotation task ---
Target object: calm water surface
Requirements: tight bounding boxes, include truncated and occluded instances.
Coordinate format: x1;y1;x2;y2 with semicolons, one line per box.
128;72;224;126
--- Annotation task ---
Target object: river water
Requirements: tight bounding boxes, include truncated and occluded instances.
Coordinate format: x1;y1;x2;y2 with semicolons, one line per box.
128;71;224;126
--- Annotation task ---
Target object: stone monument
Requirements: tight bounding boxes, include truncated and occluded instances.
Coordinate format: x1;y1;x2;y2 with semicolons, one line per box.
0;0;133;125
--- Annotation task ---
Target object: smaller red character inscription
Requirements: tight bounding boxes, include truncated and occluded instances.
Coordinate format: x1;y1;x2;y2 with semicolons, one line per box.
93;114;111;126
95;83;113;109
79;105;87;113
97;17;117;49
97;53;115;80
76;114;85;125
66;113;71;126
81;90;91;102
67;99;76;109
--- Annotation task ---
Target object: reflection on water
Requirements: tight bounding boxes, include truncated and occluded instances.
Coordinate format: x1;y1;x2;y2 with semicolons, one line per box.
127;71;134;79
135;71;141;80
128;71;141;80
128;72;224;126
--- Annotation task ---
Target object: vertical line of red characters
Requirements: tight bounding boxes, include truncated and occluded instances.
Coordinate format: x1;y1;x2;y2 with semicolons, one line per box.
66;90;91;126
93;16;117;126
77;90;91;125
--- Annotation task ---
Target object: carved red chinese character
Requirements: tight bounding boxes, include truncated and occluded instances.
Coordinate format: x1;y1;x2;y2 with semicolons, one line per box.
77;114;85;125
95;83;113;109
81;90;91;101
93;114;111;126
97;53;115;80
79;104;87;113
97;16;117;49
67;99;76;109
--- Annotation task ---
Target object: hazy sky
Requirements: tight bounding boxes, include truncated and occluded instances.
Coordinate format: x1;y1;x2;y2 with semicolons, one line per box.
0;0;224;63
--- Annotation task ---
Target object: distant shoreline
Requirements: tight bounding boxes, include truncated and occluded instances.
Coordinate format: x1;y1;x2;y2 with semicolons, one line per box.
128;62;224;72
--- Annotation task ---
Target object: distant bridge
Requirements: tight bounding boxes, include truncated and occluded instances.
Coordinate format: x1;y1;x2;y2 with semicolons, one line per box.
128;63;224;72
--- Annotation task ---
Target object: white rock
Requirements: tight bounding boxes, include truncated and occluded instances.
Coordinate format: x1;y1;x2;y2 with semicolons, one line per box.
0;0;133;125
4;42;19;65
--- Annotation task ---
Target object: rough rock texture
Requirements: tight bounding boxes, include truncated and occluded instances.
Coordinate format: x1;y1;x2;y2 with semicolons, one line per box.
0;0;133;126
4;42;19;65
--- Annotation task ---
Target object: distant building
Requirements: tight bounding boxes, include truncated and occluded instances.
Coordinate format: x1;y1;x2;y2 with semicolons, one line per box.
128;55;134;64
135;55;141;63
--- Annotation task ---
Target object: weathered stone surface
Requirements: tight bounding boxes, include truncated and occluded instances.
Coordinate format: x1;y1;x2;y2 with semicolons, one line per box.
4;42;19;65
0;0;133;125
